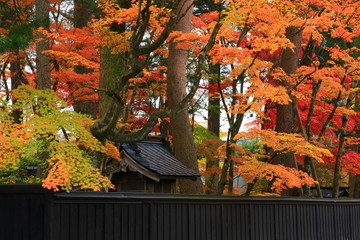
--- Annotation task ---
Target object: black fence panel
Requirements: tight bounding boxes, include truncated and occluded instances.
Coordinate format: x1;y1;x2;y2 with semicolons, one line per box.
2;185;360;240
0;185;52;240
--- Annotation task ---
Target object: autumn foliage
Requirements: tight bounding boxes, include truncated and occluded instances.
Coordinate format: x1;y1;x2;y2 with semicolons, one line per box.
0;86;113;191
0;0;359;195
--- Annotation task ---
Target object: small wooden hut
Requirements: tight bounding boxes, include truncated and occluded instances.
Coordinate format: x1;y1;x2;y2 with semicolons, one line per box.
110;137;200;193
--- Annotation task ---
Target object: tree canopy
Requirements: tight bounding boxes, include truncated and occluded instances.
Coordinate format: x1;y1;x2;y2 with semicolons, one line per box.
0;0;359;196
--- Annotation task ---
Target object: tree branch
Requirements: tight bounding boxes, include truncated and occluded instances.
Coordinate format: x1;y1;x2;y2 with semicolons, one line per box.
137;0;182;56
106;19;224;143
83;85;124;105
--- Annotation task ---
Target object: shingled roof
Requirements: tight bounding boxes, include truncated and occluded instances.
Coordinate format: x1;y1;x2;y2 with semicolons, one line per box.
120;139;200;181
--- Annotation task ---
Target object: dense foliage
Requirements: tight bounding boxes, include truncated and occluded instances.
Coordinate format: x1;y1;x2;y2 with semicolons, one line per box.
0;0;359;196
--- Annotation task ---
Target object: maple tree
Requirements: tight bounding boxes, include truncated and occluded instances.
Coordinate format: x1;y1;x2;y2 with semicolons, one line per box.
192;0;360;196
194;125;222;193
0;0;222;191
0;85;112;191
0;0;359;196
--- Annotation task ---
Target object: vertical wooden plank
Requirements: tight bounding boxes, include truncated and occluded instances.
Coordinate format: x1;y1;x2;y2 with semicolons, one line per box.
199;204;205;240
13;195;23;240
157;204;164;240
60;204;70;240
95;204;104;240
217;204;223;240
142;204;150;240
249;204;255;240
194;204;200;240
203;204;210;240
128;204;136;240
113;204;121;240
266;204;274;240
78;203;87;240
168;204;175;240
121;204;129;240
317;205;335;240
135;204;143;240
222;204;228;240
210;204;217;240
298;204;313;240
243;204;251;240
150;203;157;240
298;204;304;240
175;204;182;240
350;205;360;240
164;204;171;240
335;205;351;240
87;203;96;240
188;204;195;240
44;193;53;240
182;204;189;240
104;203;113;240
69;203;79;240
276;204;298;240
50;203;59;240
227;204;233;240
258;204;264;240
235;204;241;240
261;205;267;240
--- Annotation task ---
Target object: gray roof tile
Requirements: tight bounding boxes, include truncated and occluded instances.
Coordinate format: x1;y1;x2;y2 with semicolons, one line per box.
121;141;200;178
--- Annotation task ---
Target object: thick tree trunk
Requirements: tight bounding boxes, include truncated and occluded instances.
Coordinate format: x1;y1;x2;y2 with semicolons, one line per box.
99;48;127;120
73;0;97;119
35;0;51;90
10;53;27;123
74;0;94;27
34;0;51;178
273;26;301;196
95;47;127;171
275;26;301;146
167;0;203;194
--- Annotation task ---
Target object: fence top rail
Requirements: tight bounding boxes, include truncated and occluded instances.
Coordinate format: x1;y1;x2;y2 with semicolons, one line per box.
1;184;360;205
52;192;360;205
0;184;50;194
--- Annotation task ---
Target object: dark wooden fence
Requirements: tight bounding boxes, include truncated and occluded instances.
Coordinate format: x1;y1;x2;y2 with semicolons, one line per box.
1;184;360;240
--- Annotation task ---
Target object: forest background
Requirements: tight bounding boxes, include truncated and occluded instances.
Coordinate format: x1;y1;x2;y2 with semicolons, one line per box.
0;0;359;198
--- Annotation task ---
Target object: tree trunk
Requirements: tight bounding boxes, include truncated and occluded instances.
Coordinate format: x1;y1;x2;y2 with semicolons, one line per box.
95;46;127;171
273;26;301;196
10;53;27;123
208;63;221;137
216;139;234;195
349;92;360;198
333;115;348;198
99;47;127;121
349;174;360;198
73;0;97;119
206;63;220;194
35;0;51;90
204;147;220;194
167;0;203;194
34;0;51;178
74;0;94;27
